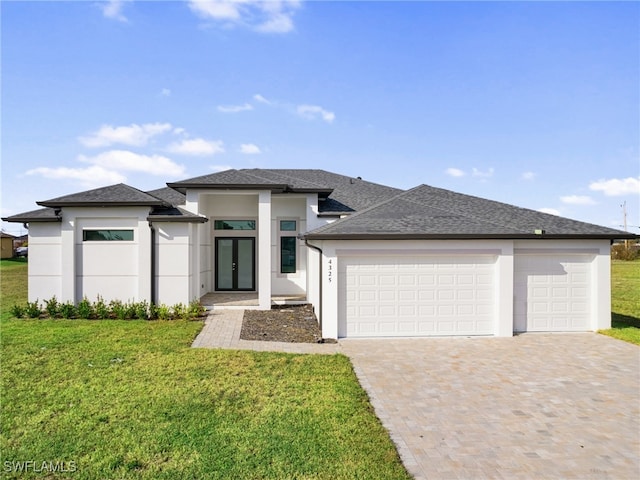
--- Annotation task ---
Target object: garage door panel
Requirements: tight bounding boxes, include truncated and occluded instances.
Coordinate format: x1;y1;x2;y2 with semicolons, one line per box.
514;255;591;332
339;255;496;337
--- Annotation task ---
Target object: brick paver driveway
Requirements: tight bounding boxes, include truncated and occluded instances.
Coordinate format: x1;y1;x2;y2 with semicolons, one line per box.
341;334;639;480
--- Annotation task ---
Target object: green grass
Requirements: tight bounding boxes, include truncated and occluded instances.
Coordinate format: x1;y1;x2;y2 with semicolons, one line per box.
0;260;409;479
600;259;640;345
0;258;28;319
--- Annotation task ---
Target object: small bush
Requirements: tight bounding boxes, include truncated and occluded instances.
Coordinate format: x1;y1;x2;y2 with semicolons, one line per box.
95;296;110;319
44;296;60;318
612;243;639;261
59;301;76;319
188;300;206;319
110;300;128;320
11;305;25;318
77;297;94;319
148;302;159;320
172;303;187;320
25;300;41;318
156;304;172;321
134;301;149;320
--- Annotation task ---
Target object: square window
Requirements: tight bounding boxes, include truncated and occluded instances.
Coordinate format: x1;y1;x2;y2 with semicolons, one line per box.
280;220;297;231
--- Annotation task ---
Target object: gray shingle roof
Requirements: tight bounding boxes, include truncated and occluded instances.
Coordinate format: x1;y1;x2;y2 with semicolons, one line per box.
305;184;634;239
146;187;186;207
2;207;61;223
148;206;208;223
168;169;402;213
37;184;166;207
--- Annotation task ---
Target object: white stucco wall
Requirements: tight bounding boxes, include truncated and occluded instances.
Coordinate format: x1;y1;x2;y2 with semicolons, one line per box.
28;223;63;303
271;195;307;296
155;222;194;306
70;207;152;304
309;238;612;339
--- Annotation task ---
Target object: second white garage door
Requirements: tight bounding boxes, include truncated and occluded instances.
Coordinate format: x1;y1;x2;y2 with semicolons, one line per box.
338;255;496;337
514;254;592;332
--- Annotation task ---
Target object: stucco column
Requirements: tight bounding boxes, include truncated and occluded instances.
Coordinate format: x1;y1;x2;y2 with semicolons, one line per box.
258;191;272;309
321;243;339;339
495;241;514;337
60;216;76;303
593;247;611;331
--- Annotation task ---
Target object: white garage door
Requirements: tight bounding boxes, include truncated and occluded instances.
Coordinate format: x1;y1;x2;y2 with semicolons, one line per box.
514;255;592;332
338;255;496;337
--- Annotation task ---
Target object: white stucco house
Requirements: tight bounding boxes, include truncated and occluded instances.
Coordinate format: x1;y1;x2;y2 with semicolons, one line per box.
4;169;634;339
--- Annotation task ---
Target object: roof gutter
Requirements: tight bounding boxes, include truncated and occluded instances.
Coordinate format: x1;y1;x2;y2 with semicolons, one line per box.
148;221;157;306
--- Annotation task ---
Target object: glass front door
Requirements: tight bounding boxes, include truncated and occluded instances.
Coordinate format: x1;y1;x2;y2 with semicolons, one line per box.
215;238;255;291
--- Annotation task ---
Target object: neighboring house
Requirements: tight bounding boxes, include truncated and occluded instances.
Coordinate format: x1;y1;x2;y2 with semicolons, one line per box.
1;232;15;259
3;169;635;339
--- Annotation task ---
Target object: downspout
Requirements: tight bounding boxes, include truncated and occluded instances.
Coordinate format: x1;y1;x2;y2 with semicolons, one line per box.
304;238;323;332
148;221;156;305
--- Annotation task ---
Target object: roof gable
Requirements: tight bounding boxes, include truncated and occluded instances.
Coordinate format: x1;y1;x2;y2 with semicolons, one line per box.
37;183;166;207
306;184;633;239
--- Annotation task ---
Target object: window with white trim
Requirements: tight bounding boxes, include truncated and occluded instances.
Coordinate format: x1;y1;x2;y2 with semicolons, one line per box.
279;220;297;274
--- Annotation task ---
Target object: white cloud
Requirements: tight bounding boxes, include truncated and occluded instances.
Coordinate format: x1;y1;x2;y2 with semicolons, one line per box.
296;104;335;123
166;138;225;156
472;167;494;178
26;166;126;188
560;195;597;206
79;150;185;176
538;208;561;216
79;123;172;148
161;88;171;97
253;93;271;105
239;143;261;155
187;0;300;33
100;0;128;23
217;103;254;113
589;176;640;196
445;168;465;178
521;171;536;181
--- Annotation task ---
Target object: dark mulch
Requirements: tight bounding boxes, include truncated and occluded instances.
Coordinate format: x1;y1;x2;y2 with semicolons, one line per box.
241;304;335;343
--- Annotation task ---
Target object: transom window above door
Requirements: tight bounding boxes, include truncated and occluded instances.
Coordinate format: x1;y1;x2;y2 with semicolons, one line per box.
214;220;256;230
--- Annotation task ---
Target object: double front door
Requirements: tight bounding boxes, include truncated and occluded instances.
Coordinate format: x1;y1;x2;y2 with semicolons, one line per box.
215;237;255;291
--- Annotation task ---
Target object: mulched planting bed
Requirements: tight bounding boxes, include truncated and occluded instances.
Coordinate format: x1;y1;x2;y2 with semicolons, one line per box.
241;304;335;343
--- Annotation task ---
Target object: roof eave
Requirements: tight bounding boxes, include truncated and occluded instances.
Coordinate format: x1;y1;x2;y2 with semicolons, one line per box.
36;201;164;208
147;215;209;224
2;216;61;223
303;233;637;241
166;183;288;193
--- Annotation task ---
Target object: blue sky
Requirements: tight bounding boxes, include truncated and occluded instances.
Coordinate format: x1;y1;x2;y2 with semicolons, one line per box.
2;0;639;236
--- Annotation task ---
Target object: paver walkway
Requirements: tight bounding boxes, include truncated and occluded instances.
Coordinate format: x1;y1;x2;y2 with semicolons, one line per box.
193;312;640;479
192;309;341;354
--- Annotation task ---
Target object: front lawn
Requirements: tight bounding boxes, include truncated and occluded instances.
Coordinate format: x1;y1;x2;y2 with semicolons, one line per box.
600;259;640;345
0;261;409;479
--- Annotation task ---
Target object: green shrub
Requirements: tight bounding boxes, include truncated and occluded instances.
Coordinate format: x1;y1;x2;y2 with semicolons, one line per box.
148;302;159;320
172;303;187;320
134;300;149;320
44;296;60;318
59;301;76;319
25;300;41;318
77;297;94;319
188;300;206;318
156;304;172;320
10;304;25;318
94;296;110;319
110;300;128;320
612;243;639;261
